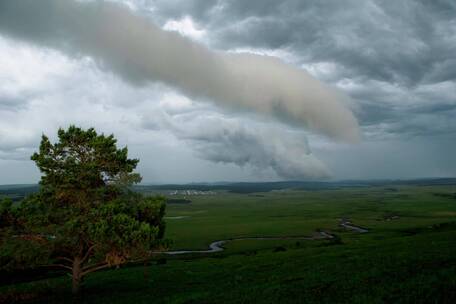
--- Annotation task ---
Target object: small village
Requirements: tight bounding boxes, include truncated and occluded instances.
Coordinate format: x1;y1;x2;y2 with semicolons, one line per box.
168;190;217;196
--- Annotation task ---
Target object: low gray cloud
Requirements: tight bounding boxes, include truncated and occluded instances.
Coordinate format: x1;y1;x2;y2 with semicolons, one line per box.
142;101;330;179
316;134;456;180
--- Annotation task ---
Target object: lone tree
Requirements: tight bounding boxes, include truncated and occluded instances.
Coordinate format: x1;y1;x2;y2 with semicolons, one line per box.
0;126;166;294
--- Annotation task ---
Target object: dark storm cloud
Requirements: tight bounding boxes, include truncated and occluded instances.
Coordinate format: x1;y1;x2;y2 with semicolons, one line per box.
156;0;456;86
149;0;456;140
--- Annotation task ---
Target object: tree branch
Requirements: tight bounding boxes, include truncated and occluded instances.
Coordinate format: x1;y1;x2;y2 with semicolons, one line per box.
81;244;97;264
46;264;73;271
56;256;73;264
81;263;111;276
82;261;105;272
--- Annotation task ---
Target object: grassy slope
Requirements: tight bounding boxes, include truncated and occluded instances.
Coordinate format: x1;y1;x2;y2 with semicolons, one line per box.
1;185;456;303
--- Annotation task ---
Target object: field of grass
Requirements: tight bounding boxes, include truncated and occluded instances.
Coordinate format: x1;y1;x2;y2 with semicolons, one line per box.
1;184;456;303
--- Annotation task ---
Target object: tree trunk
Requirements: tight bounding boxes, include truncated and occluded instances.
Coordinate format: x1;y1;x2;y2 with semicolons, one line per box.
72;257;82;295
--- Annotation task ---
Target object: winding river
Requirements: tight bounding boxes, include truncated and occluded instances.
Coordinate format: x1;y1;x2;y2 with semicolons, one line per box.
165;231;335;255
339;219;369;233
164;220;368;255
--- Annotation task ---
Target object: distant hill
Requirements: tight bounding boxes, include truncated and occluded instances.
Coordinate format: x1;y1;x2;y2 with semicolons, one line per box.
0;184;40;202
0;184;38;190
134;178;456;194
1;178;456;201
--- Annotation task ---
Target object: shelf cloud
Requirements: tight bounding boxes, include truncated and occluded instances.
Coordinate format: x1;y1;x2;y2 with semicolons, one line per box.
0;0;359;143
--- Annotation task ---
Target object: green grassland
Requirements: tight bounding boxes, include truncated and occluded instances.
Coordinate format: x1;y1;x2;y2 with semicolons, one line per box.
1;184;456;303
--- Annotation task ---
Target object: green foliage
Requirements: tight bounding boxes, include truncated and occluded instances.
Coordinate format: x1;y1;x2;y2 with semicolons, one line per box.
0;197;14;228
0;126;166;293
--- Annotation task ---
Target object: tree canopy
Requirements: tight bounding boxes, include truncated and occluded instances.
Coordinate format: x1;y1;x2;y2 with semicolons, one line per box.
0;126;167;294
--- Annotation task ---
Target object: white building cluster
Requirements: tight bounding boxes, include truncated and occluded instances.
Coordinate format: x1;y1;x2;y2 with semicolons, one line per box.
168;190;216;196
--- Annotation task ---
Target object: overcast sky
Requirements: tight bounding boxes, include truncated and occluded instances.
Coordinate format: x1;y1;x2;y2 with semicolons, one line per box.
0;0;455;184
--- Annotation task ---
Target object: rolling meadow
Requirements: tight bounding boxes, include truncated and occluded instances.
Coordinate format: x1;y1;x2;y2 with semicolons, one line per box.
1;183;456;303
